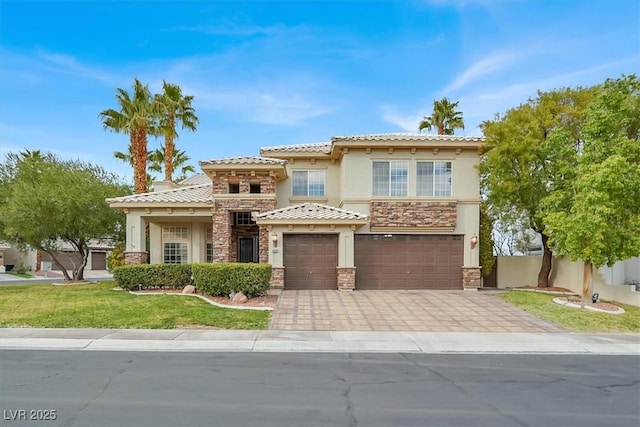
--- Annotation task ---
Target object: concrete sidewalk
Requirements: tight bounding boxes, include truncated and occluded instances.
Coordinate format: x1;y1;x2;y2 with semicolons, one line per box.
1;328;638;354
0;270;113;284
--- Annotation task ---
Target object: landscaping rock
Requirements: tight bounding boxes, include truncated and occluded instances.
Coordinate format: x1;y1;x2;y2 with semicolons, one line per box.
182;285;196;294
232;291;248;304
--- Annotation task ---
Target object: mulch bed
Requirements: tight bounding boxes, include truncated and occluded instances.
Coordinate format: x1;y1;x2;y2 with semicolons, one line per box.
132;289;278;309
559;296;623;313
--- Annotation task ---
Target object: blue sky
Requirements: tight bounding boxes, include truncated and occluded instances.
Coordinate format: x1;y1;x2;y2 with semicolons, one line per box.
1;0;638;182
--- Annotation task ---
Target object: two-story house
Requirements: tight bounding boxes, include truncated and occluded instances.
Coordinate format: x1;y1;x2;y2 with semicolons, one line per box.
107;133;486;293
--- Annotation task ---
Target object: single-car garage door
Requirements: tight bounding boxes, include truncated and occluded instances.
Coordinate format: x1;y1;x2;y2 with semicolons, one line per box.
91;252;107;270
355;235;463;290
284;234;338;290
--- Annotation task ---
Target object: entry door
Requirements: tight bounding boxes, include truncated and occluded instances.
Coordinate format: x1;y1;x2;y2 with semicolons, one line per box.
238;237;258;263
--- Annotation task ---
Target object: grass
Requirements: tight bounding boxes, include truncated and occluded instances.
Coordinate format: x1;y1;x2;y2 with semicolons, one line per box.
6;272;35;278
497;291;640;332
0;281;270;329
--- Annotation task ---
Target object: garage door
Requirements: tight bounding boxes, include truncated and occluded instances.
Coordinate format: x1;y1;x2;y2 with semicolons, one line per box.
283;234;338;290
355;235;463;290
91;252;107;270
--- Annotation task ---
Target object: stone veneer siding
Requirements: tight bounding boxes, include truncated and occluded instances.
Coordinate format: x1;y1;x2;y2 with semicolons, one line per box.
210;172;278;263
211;199;277;262
337;267;356;291
269;267;285;294
212;173;276;195
124;251;148;264
369;201;457;228
462;266;482;290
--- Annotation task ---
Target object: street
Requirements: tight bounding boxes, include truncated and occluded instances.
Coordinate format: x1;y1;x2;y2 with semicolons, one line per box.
1;351;638;426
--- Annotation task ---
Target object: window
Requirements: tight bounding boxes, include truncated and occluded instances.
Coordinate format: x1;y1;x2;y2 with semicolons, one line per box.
206;228;213;263
417;161;452;197
163;243;188;264
234;212;255;225
250;183;261;194
292;170;325;196
162;226;189;264
228;183;240;193
372;161;408;196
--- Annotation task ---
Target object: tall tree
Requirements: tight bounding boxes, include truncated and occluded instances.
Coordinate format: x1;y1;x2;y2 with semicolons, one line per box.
113;145;155;188
543;75;640;297
479;86;597;287
156;81;198;181
100;78;158;194
0;152;129;281
419;97;465;135
148;145;196;183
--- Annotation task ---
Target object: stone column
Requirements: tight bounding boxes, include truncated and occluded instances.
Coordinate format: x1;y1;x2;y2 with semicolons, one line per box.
462;266;482;290
124;251;148;264
337;267;356;291
269;267;285;295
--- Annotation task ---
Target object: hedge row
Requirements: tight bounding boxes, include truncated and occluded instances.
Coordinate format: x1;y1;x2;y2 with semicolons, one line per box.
112;263;272;297
112;264;193;290
192;263;271;298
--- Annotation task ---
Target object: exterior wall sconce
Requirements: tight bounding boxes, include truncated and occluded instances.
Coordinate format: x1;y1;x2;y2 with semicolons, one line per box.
470;234;478;249
272;233;278;248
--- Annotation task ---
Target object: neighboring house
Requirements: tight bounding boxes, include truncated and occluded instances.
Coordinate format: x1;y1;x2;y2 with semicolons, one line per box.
107;133;486;292
38;239;115;271
0;241;37;272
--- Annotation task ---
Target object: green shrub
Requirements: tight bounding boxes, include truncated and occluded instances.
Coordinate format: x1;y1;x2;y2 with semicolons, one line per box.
106;242;125;271
192;263;271;298
113;264;193;290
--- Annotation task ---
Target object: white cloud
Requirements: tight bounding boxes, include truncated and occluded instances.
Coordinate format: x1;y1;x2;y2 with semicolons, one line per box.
380;105;424;132
442;50;522;93
196;88;330;125
36;49;116;84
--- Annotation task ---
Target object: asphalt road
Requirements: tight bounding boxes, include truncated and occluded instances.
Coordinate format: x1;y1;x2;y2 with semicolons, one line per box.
1;351;638;427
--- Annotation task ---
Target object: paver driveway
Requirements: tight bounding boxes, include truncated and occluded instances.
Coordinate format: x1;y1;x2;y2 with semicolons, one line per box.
269;290;564;332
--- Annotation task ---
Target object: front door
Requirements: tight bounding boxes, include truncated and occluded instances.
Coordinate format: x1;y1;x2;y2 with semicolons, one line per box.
238;237;259;263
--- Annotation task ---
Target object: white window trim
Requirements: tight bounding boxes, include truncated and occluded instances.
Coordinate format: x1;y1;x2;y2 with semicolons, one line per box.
292;170;326;197
416;160;453;197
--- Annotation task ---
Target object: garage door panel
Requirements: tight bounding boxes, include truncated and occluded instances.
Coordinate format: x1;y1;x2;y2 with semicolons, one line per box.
355;234;463;290
284;234;337;290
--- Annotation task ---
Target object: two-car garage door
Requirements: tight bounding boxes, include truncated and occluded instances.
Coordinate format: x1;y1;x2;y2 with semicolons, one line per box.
354;235;463;290
283;233;464;290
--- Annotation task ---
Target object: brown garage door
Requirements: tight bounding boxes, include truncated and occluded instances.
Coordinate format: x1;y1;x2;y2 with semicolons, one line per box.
355;234;463;290
284;234;338;290
91;252;107;270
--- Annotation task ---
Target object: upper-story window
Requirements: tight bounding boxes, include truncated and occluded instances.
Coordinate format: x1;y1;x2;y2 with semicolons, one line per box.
292;170;325;196
228;182;240;193
234;211;256;225
372;160;408;196
417;161;452;197
249;182;261;194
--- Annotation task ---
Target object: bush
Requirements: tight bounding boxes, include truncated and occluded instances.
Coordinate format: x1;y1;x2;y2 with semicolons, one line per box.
106;242;125;271
192;263;271;298
113;264;193;290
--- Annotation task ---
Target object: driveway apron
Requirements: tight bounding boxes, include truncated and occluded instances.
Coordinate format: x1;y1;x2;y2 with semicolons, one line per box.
269;290;564;332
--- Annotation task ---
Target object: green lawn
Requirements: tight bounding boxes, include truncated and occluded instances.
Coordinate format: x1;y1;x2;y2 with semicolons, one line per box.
497;291;640;332
6;272;35;278
0;281;270;329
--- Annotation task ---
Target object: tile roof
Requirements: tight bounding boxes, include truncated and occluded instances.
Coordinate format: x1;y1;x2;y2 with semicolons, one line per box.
260;142;332;154
178;174;210;186
199;156;287;166
107;184;212;204
332;133;485;142
256;203;368;222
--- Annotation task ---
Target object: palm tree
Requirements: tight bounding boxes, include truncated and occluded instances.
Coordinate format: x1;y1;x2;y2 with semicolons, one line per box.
156;81;199;182
419;97;465;135
148;145;196;183
100;79;158;193
113;146;155;189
